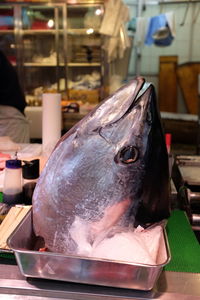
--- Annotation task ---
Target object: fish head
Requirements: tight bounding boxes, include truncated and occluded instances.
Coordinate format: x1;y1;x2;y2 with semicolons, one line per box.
83;78;170;227
33;77;170;253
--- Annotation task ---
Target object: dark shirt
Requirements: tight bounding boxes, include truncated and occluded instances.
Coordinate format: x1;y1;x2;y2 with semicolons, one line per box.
0;50;27;114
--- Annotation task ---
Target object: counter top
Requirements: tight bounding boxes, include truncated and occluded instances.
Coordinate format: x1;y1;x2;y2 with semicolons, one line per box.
0;209;200;299
0;261;200;299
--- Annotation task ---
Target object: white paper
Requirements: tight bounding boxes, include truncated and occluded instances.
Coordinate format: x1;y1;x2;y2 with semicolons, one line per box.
42;93;61;155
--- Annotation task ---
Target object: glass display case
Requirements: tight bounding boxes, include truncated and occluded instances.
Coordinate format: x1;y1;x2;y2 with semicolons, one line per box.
67;4;104;104
0;1;105;107
0;5;16;64
21;3;67;106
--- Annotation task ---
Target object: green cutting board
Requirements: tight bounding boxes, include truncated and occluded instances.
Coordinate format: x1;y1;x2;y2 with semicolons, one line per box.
165;209;200;273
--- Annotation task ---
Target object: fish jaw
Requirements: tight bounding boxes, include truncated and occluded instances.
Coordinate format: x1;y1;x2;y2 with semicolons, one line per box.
89;198;132;241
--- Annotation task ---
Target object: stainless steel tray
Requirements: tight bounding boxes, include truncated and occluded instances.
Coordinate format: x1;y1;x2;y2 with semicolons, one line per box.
7;210;171;291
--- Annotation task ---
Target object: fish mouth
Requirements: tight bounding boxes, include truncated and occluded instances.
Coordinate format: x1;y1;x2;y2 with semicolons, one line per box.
131;82;152;108
117;82;151;121
99;77;152;130
57;77;148;147
98;78;153;145
118;81;152;125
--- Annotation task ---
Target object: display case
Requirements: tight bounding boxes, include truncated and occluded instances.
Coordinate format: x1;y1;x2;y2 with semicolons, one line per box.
67;3;105;104
0;1;105;107
0;5;16;63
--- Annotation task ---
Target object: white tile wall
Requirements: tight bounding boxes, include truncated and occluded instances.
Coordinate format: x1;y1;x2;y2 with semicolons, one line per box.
124;0;200;112
125;0;200;76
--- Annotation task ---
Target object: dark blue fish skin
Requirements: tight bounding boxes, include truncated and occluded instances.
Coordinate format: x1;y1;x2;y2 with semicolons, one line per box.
134;86;170;226
32;77;170;254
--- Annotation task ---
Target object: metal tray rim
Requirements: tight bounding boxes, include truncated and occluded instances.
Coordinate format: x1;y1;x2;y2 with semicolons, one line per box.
7;210;171;268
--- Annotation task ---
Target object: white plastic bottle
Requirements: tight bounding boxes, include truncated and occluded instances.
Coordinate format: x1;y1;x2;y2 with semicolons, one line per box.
3;159;23;205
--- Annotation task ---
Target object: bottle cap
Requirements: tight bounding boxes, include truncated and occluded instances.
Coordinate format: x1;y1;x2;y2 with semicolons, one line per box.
165;133;172;154
22;159;40;179
6;159;22;169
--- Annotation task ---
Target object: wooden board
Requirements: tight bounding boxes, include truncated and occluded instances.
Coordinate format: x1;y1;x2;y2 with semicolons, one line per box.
158;56;178;113
177;62;200;114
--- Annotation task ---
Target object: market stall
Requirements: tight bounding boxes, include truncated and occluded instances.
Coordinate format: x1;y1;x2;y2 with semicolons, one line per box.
0;0;200;298
0;77;200;299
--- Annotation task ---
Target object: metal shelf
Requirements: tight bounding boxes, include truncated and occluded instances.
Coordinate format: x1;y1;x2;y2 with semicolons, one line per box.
68;62;101;67
21;28;100;35
126;0;200;4
0;29;14;34
22;29;57;35
68;28;100;35
0;1;105;100
23;62;100;67
24;62;58;66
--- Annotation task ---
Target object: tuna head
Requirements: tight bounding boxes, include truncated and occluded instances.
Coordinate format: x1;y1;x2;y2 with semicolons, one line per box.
32;77;170;254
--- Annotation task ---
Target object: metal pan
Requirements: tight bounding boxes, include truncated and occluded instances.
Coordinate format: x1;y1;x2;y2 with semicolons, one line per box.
7;210;171;291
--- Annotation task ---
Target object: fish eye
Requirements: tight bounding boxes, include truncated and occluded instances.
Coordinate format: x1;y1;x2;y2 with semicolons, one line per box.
146;110;152;125
117;146;139;164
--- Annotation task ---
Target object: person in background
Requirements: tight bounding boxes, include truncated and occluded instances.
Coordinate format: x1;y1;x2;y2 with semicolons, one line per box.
0;49;30;143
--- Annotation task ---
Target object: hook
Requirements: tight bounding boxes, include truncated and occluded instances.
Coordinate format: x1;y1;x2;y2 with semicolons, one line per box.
159;0;164;14
192;3;200;24
142;0;147;11
180;1;191;26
